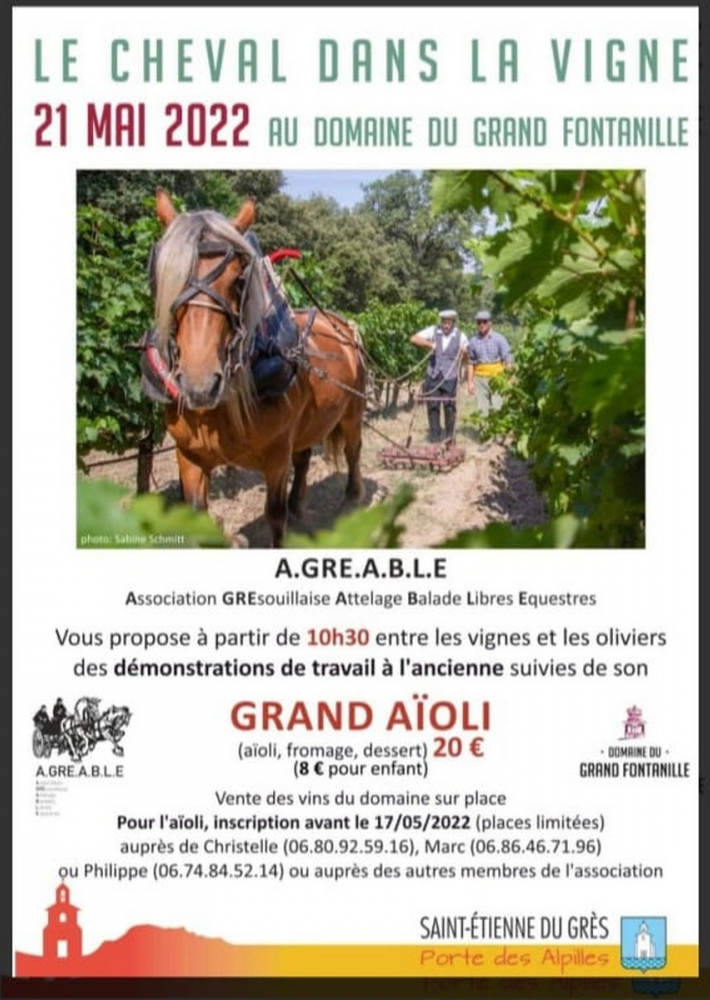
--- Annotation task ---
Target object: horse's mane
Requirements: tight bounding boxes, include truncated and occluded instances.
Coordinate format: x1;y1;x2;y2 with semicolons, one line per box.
153;210;255;354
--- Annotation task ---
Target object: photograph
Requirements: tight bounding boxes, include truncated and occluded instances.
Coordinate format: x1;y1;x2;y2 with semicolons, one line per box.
76;168;645;550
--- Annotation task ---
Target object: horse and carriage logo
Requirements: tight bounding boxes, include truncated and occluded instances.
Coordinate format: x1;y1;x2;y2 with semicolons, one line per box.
32;696;131;763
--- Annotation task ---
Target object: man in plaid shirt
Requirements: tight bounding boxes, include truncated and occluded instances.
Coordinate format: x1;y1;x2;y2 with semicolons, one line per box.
467;310;513;416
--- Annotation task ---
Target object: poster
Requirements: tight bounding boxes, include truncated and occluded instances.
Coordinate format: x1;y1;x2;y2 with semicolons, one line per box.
9;3;703;996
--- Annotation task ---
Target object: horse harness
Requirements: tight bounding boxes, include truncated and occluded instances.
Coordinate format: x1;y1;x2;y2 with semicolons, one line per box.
141;236;322;405
155;237;252;374
142;230;376;410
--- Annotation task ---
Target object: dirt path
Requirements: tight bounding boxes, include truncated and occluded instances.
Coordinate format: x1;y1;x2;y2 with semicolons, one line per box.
87;393;547;548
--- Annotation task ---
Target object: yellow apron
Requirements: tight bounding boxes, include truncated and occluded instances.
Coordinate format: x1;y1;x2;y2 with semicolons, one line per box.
474;361;504;377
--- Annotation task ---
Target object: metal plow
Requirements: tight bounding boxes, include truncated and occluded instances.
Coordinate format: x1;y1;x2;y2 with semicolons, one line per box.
378;440;466;472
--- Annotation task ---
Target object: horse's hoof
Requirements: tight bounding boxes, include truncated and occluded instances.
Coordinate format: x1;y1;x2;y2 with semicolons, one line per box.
370;485;389;505
232;533;250;549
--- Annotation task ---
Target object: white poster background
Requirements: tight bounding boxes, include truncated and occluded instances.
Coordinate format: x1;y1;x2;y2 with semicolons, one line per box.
12;4;698;965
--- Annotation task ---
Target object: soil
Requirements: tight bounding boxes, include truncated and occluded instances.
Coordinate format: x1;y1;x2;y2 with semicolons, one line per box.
86;392;548;549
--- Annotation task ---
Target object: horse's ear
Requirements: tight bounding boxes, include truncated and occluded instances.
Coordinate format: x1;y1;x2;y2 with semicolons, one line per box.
155;187;178;227
233;198;257;233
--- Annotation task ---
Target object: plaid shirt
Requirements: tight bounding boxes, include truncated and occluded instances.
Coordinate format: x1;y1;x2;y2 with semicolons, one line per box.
467;330;512;365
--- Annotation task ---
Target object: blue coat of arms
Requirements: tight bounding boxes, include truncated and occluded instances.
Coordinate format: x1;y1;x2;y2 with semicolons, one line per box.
621;916;668;972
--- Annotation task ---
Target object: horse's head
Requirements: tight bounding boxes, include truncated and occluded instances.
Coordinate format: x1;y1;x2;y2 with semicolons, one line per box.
101;705;131;734
153;188;257;410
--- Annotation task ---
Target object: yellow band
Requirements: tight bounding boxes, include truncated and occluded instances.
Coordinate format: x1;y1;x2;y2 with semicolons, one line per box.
474;361;504;377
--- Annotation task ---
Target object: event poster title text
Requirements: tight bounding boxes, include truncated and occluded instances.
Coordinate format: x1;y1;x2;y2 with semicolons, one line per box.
30;35;693;150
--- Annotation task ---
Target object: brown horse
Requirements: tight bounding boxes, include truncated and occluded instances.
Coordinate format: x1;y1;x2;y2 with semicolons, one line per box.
145;189;366;547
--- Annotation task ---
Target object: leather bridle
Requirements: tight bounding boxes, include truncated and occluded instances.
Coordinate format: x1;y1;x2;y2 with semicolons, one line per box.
153;237;254;382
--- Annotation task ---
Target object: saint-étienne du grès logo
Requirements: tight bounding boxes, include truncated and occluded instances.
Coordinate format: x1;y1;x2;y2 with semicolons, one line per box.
621;917;668;972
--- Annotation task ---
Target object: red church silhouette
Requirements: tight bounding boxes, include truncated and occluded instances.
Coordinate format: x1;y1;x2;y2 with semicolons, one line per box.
43;882;82;960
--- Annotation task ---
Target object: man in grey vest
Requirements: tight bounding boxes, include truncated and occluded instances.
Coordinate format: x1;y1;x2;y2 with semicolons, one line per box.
411;309;468;442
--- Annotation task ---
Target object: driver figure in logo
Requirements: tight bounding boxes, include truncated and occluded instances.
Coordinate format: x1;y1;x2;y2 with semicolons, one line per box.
33;705;50;732
52;697;82;762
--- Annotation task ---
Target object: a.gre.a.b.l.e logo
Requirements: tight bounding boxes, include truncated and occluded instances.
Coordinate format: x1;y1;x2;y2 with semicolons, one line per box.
32;696;131;763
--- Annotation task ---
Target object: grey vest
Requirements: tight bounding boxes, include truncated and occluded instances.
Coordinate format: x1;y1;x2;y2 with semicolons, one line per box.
428;326;463;381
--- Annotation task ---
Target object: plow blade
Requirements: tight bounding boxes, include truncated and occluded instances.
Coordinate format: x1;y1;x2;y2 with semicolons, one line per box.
378;442;466;471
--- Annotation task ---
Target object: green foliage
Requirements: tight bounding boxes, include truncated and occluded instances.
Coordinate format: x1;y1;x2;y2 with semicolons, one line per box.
433;169;644;326
495;324;645;547
433;170;645;547
259;195;400;312
77;477;229;548
356;171;483;318
355;301;437;380
438;514;582;549
286;485;416;549
287;488;581;550
77;203;163;467
77;170;284;221
276;251;337;310
77;170;484;319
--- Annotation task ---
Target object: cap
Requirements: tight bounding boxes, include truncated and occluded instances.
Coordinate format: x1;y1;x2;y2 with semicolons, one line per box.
475;310;492;321
439;309;457;319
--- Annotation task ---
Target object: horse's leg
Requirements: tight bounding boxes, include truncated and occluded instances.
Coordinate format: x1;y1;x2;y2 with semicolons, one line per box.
288;448;312;518
176;448;211;508
339;411;364;502
264;451;292;548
